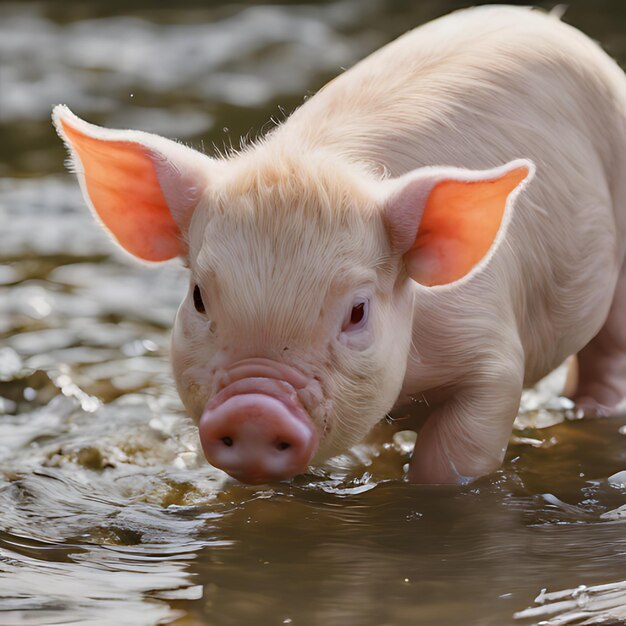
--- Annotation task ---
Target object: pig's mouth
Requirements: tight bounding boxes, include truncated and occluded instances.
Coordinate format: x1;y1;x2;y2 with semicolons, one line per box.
198;376;320;484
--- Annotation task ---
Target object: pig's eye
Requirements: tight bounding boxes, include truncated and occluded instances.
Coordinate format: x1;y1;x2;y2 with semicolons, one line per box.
351;302;365;325
193;284;205;314
342;298;369;333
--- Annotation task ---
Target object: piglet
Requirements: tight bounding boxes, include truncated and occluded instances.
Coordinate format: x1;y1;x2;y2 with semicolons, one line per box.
53;5;626;484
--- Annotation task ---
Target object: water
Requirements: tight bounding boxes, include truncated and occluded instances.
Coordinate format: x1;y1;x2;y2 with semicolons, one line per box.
1;1;625;624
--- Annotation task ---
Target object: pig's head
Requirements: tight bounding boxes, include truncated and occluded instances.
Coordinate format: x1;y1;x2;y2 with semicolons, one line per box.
53;106;532;484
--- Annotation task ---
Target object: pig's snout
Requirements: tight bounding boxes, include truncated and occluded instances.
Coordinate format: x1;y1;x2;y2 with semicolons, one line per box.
199;378;318;484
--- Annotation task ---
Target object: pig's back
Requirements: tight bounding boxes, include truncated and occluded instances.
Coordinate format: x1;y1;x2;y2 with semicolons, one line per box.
278;5;626;382
285;5;626;178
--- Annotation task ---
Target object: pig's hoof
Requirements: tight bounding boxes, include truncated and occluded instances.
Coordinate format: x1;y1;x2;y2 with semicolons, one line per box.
571;349;626;417
572;393;626;418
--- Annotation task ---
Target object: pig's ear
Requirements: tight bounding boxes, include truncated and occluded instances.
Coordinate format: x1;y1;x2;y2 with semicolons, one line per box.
52;105;212;262
383;160;534;286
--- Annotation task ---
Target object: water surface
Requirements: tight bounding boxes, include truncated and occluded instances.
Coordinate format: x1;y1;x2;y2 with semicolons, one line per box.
1;1;625;624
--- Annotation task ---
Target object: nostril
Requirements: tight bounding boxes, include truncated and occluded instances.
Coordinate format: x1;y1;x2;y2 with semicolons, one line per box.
199;390;320;484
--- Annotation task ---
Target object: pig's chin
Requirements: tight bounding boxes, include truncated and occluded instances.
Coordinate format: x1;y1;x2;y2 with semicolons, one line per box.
198;377;320;484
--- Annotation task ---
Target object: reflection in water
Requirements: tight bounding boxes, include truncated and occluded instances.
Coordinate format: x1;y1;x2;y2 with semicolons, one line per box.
0;0;625;624
0;537;202;625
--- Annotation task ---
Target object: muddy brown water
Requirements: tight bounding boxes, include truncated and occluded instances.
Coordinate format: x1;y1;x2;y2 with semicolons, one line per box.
1;1;625;625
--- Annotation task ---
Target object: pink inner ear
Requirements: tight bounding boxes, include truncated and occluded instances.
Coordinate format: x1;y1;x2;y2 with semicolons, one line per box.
407;167;528;286
61;119;184;261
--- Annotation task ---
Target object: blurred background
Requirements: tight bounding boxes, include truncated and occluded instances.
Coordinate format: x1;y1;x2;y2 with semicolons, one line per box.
2;0;626;179
1;2;625;625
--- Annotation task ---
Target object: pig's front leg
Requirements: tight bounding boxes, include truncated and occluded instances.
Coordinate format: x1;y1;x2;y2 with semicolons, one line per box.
407;364;523;484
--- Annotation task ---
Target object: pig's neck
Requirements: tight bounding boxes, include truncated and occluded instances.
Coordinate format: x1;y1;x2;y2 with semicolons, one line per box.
269;111;416;180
